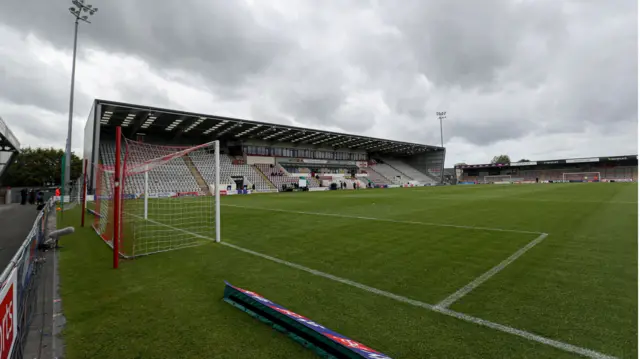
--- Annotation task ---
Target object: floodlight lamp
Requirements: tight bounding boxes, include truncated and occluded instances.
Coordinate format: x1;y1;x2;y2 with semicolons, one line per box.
82;15;88;20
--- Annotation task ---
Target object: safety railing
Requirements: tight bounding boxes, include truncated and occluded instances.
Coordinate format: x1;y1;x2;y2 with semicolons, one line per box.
0;198;55;358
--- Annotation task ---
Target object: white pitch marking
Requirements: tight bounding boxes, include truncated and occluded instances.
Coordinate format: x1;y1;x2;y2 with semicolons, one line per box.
435;233;549;309
220;241;616;359
134;217;617;359
412;195;638;205
222;204;544;235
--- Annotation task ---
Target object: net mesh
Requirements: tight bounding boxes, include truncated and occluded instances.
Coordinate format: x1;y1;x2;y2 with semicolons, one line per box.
483;175;511;183
563;172;601;183
93;138;219;258
62;177;83;211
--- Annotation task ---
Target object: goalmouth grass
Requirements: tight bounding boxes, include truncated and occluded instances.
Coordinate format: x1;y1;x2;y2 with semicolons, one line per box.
59;183;637;358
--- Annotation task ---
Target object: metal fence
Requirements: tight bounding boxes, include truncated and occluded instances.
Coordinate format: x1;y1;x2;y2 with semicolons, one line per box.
0;198;55;359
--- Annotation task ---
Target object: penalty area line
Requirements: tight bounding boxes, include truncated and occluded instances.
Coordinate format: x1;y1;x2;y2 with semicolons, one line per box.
435;233;549;309
222;204;544;235
132;216;616;359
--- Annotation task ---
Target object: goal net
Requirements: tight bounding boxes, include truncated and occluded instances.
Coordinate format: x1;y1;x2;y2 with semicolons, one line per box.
62;177;83;211
562;172;601;183
483;175;512;184
93;135;221;260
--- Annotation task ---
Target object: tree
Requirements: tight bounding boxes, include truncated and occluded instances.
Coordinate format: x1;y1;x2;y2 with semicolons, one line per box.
454;162;467;167
490;155;511;165
518;159;531;162
1;147;82;187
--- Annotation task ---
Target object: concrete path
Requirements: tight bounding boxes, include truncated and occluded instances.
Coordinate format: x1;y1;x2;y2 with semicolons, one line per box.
0;204;39;268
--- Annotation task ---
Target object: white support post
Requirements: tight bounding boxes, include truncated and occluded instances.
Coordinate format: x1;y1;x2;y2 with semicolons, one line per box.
144;166;149;220
215;141;221;243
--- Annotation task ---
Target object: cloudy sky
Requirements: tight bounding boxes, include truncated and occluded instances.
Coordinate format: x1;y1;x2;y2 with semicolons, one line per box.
0;0;637;166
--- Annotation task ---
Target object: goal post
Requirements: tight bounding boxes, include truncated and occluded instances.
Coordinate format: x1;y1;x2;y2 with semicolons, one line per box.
562;172;601;183
483;175;512;184
92;126;221;268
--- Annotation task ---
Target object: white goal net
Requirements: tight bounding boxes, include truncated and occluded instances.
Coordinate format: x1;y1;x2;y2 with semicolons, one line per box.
93;138;221;259
62;177;83;211
483;175;512;184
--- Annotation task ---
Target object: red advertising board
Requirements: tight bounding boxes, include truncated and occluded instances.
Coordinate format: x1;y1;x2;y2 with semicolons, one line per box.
0;268;17;359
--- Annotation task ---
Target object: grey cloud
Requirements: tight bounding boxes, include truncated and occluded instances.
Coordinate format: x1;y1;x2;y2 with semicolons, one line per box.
0;108;74;151
374;0;547;88
0;27;89;115
0;0;295;89
18;112;66;140
259;53;348;129
0;0;637;164
0;66;69;115
114;82;176;111
447;117;534;146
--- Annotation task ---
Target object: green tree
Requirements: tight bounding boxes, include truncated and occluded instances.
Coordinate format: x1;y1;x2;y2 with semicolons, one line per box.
454;162;467;167
1;147;82;187
490;155;511;164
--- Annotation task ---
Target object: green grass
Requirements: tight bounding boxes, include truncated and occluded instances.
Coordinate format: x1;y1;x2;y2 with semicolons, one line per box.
60;183;637;358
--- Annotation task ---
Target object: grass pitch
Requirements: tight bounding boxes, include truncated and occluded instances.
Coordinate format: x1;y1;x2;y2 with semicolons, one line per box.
60;183;637;358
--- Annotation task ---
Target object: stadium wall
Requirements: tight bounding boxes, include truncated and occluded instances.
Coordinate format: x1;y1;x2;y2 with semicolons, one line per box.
83;102;101;193
243;139;367;156
245;155;275;165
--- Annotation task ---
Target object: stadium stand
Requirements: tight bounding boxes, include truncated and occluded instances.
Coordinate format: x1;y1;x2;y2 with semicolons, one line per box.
380;157;436;184
368;162;406;184
101;143;202;194
0;116;20;186
254;164;320;189
83;100;446;195
221;155;275;191
189;151;236;189
255;164;298;188
360;167;392;186
214;153;275;192
599;166;637;181
457;156;638;184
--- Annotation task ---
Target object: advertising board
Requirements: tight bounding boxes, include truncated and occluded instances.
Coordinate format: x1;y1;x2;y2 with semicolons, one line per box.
0;269;17;359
